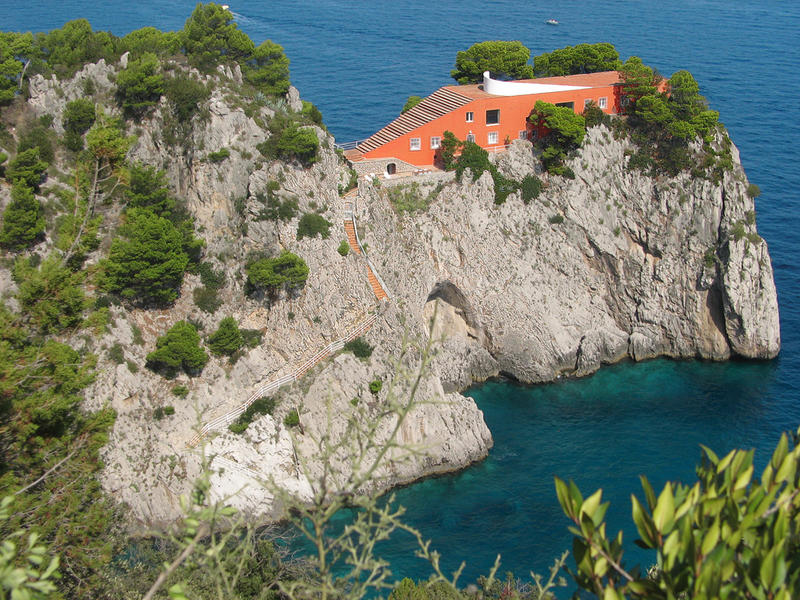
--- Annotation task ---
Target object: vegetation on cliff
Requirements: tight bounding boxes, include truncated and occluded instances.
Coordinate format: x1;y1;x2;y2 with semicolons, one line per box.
450;40;535;84
0;4;318;596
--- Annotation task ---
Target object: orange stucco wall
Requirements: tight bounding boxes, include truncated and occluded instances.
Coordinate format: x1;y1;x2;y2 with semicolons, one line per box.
362;84;622;167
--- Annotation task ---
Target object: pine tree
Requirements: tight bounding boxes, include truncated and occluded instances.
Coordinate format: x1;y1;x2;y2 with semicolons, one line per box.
0;183;45;249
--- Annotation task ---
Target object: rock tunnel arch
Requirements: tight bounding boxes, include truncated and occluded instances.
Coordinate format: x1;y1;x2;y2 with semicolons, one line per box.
423;281;485;344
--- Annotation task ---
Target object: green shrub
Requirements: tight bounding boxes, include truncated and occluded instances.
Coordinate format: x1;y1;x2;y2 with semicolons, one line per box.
388;578;463;599
63;130;84;152
107;343;125;364
124;163;176;217
207;316;244;357
100;208;190;307
116;52;164;117
198;261;226;289
228;396;276;434
245;251;309;296
182;3;254;71
255;182;298;222
153;405;175;419
387;182;438;213
171;385;189;398
193;286;222;313
207;148;230;163
557;426;800;600
296;213;332;240
703;248;716;268
731;220;747;242
146;320;209;377
301;100;323;125
243;40;290;96
0;183;45;250
746;183;761;198
582;100;610;128
6;148;48;189
63;98;96;146
240;328;263;348
17;123;55;164
283;408;300;428
520;174;542;204
164;72;209;123
548;214;564;224
369;379;382;395
257;115;319;167
401;95;422;113
337;240;350;256
13;255;87;333
344;337;373;359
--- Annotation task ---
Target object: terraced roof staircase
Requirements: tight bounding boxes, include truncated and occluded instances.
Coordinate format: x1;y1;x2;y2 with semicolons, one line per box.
355;87;472;154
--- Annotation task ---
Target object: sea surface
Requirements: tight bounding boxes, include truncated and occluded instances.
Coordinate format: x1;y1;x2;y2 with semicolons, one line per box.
3;0;800;589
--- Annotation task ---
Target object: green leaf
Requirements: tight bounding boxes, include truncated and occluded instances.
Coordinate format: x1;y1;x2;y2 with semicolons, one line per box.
580;488;603;521
640;475;657;510
652;482;675;533
631;494;656;548
555;477;574;519
775;453;796;483
734;464;754;490
701;520;720;556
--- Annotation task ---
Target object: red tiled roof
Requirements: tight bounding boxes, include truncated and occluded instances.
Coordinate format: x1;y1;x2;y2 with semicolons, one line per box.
356;87;473;153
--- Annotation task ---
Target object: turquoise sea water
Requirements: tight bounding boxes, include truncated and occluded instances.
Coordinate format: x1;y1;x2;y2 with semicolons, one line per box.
3;0;800;587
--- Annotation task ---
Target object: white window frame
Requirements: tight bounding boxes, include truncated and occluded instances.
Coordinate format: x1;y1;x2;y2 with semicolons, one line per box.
465;111;474;123
488;131;498;145
466;132;475;143
485;109;500;125
409;137;421;151
430;136;441;149
519;130;528;140
584;98;592;108
598;97;607;109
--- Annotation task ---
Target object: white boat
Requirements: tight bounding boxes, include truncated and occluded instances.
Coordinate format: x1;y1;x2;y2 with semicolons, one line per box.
546;18;559;25
221;4;230;10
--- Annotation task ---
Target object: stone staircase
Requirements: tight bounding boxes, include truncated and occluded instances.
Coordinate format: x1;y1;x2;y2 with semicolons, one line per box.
367;265;388;301
344;220;361;255
343;197;390;302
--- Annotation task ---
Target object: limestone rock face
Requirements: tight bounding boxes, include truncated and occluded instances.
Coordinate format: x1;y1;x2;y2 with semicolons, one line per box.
24;61;777;526
360;126;779;387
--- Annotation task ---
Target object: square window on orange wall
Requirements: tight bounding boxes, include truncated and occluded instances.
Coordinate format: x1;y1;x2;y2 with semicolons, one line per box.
598;97;608;109
488;131;498;145
486;109;499;125
410;137;421;151
430;136;441;149
466;111;474;122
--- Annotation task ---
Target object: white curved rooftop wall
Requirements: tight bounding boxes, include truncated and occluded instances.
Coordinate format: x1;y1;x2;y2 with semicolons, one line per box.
482;71;590;96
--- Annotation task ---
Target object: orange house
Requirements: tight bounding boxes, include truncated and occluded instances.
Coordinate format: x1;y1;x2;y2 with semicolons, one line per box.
345;71;624;174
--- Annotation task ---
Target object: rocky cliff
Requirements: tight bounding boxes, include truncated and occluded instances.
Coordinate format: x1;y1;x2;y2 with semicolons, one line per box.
10;58;779;526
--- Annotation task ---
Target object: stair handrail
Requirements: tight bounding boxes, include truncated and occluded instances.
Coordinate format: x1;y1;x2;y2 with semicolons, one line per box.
187;311;379;447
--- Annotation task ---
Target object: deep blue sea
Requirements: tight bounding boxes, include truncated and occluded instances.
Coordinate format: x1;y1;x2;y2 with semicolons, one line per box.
4;0;800;590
